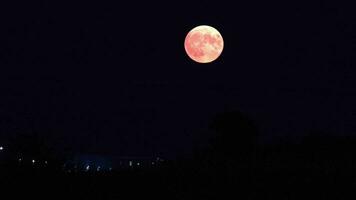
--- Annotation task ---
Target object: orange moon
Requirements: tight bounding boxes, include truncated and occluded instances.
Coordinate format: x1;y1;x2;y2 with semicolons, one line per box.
184;25;224;63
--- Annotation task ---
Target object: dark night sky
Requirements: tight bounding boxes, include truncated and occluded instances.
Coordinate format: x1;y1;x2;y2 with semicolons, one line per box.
0;1;355;157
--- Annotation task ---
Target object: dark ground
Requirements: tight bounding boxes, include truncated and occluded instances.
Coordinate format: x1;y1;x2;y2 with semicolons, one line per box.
1;111;356;199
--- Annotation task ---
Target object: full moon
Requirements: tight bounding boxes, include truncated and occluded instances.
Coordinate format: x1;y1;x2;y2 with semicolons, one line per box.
184;25;224;63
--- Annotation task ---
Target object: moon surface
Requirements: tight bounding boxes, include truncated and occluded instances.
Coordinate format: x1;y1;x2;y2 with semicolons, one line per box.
184;25;224;63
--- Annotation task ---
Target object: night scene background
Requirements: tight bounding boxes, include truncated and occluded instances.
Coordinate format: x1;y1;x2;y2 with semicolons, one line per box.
0;1;355;199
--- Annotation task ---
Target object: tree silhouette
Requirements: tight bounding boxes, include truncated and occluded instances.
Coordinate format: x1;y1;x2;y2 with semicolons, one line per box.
207;110;259;164
174;110;260;199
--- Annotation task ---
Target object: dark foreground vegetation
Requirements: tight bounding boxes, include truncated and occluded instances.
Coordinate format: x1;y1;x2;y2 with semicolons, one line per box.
1;111;356;199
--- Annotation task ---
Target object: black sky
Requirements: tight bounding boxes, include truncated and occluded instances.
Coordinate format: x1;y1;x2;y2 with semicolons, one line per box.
0;1;355;157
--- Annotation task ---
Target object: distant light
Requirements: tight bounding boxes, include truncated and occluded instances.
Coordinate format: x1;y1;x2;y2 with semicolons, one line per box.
32;160;36;164
97;166;101;171
152;162;155;165
85;165;90;171
129;161;133;167
0;146;3;151
44;161;48;164
137;162;140;166
18;158;22;162
109;167;112;171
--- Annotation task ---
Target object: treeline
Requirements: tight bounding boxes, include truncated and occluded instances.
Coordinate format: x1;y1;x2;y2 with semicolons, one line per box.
1;110;356;199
